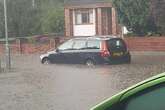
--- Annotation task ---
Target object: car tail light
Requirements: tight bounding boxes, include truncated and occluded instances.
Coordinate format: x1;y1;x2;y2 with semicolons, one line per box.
100;41;111;57
100;50;111;57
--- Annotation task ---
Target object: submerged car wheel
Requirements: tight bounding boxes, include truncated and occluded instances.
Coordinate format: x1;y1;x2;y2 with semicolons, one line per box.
42;57;50;64
85;59;95;66
126;55;131;64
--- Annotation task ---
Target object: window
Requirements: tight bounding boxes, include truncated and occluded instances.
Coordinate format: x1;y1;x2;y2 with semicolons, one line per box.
73;40;86;50
58;40;74;50
75;9;93;25
107;39;127;51
87;40;100;49
106;83;165;110
108;39;125;47
123;83;165;110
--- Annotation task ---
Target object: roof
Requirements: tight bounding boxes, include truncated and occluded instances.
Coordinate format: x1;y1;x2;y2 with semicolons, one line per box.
65;1;113;9
65;0;107;4
72;35;119;40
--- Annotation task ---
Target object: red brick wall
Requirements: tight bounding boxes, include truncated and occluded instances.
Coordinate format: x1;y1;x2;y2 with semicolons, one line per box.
0;43;52;55
65;8;73;37
124;37;165;51
0;38;60;55
0;44;4;54
0;37;165;55
20;44;51;54
111;7;117;35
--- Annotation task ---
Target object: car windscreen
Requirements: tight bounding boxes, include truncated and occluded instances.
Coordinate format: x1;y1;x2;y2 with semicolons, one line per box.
107;39;127;52
58;40;74;50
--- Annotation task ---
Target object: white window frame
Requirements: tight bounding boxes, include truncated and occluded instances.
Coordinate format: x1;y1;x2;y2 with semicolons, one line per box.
75;9;93;25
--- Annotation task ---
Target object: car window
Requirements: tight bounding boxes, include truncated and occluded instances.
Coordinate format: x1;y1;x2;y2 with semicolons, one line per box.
108;39;126;47
73;40;86;50
87;40;100;49
123;83;165;110
107;39;127;51
58;40;74;50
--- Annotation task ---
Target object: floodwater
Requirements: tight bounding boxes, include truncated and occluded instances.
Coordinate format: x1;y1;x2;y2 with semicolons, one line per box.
0;52;165;110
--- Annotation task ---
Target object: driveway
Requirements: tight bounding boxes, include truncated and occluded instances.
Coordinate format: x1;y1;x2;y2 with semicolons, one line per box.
0;52;165;110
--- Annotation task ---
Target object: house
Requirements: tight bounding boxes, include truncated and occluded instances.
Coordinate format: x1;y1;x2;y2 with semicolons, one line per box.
64;1;121;37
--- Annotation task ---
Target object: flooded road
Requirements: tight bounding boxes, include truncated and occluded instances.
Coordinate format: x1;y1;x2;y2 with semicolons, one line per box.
0;52;165;110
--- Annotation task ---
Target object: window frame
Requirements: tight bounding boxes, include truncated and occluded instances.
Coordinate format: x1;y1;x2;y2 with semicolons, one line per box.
75;9;94;25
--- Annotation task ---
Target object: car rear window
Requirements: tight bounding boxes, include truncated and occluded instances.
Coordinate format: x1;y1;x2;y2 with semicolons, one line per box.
87;40;100;49
107;39;127;51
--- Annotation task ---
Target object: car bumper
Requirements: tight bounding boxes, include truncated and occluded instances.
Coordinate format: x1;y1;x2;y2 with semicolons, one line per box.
102;54;131;64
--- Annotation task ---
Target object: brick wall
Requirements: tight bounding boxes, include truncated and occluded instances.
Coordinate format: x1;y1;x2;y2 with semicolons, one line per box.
124;37;165;51
0;44;4;54
64;8;73;37
0;37;165;55
0;38;61;55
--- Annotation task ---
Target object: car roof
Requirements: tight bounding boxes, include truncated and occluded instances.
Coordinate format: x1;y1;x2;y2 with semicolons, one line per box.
91;72;165;110
71;35;120;41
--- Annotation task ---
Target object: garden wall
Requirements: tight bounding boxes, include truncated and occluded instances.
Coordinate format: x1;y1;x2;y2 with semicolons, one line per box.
0;36;165;55
124;37;165;51
0;37;63;55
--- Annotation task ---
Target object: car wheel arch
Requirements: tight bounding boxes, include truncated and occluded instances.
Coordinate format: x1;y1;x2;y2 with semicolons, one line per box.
41;57;50;64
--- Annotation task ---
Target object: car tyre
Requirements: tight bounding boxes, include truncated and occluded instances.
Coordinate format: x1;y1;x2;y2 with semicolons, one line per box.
42;57;50;64
85;59;95;66
126;55;131;64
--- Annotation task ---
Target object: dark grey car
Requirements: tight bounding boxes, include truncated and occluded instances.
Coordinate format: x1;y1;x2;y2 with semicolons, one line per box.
40;36;131;65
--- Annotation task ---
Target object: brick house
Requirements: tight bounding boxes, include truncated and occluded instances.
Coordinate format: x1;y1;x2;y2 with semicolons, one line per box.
64;1;121;37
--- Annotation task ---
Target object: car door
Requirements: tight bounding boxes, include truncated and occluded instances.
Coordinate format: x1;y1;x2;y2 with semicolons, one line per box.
70;39;87;64
86;40;101;63
121;83;165;110
49;39;74;64
91;73;165;110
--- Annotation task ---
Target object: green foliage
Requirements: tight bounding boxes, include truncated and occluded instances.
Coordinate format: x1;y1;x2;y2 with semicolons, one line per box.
39;3;64;34
151;0;165;35
112;0;157;36
0;2;4;38
0;0;65;38
6;0;38;37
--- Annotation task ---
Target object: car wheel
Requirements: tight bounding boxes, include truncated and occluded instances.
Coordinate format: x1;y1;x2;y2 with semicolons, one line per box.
126;56;131;64
85;59;95;66
42;57;50;64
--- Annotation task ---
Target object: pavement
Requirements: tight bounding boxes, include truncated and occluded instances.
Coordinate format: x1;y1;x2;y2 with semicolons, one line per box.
0;52;164;110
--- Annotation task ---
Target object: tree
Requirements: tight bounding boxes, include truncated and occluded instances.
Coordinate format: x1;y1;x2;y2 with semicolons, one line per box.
112;0;157;36
0;0;65;38
151;0;165;35
6;0;39;37
0;2;4;38
37;0;64;34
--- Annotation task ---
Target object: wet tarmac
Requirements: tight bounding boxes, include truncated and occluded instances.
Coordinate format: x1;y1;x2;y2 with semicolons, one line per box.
0;52;165;110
